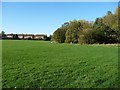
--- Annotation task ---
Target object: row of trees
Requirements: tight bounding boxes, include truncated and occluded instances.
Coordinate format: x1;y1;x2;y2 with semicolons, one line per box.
52;6;120;44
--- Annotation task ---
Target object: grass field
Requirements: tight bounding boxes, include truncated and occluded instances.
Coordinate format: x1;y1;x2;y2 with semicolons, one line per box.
2;40;118;88
0;40;2;90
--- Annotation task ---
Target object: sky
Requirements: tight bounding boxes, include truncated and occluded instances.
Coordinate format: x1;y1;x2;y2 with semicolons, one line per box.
2;2;118;36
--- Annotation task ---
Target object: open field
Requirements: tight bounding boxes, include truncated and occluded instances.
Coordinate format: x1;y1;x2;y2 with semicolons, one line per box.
2;40;118;88
0;40;2;90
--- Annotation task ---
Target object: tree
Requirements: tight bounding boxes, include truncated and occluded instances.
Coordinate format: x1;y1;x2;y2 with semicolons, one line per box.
1;31;6;39
102;9;119;43
44;35;52;41
52;22;69;43
65;20;82;43
115;6;120;16
52;7;119;44
114;6;120;43
78;29;95;44
65;29;78;43
1;31;5;36
102;11;117;30
52;28;66;43
13;34;19;39
93;18;116;44
78;20;94;44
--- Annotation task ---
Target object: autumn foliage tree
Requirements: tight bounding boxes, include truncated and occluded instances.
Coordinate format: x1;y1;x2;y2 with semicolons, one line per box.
52;6;119;44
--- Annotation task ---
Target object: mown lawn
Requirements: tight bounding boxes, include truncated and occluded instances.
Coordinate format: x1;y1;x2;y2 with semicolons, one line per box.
2;40;118;88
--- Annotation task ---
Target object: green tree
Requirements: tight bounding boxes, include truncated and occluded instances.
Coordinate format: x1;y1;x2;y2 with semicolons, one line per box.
65;29;78;43
52;28;66;43
78;20;94;44
65;20;82;43
13;34;19;39
93;18;116;44
78;29;95;44
52;7;119;44
1;31;6;39
102;9;119;43
102;11;117;31
52;22;69;43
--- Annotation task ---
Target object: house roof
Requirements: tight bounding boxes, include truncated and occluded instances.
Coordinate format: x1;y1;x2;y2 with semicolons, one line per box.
17;34;24;36
6;34;46;36
24;34;34;36
35;34;45;36
6;34;14;35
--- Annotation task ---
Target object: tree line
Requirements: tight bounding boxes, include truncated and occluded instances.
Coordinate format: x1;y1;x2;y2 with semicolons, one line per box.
52;6;120;44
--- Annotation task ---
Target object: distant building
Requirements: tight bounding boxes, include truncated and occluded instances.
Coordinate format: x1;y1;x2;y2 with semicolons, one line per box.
6;34;14;39
2;33;47;40
18;34;24;39
34;34;46;40
24;34;34;39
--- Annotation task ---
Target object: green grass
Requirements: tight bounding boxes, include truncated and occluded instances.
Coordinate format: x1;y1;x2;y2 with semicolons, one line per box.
0;40;2;90
2;40;118;88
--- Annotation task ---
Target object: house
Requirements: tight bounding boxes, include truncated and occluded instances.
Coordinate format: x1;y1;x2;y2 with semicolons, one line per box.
2;33;47;40
18;34;24;39
6;34;14;39
34;34;46;40
24;34;34;39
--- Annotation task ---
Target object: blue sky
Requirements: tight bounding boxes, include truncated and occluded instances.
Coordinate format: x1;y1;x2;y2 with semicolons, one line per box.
2;2;118;36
